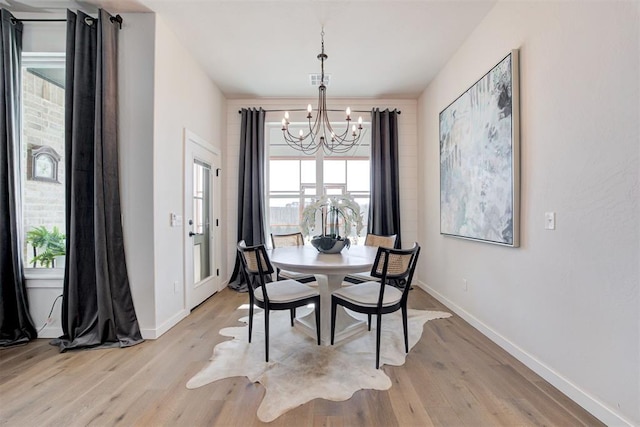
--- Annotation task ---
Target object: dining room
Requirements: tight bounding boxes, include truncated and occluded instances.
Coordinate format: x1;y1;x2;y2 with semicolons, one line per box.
0;1;638;426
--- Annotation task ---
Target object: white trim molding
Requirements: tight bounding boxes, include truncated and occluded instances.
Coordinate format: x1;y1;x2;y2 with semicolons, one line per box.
140;309;189;340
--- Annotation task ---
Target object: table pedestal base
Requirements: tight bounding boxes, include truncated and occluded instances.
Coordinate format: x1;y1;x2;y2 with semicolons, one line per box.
294;273;366;346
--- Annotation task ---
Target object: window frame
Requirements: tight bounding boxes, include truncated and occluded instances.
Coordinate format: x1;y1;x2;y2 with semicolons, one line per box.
21;52;66;275
266;121;371;243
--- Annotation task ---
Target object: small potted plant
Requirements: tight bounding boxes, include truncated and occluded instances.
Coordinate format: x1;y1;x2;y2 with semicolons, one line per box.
26;226;66;268
301;194;364;253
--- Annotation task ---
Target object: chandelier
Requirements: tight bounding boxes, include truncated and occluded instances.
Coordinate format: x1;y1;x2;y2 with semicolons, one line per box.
281;29;363;155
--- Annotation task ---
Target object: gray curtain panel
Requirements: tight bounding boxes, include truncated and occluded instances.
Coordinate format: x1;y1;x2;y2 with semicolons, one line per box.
369;108;402;248
228;108;267;292
0;9;37;347
51;10;142;351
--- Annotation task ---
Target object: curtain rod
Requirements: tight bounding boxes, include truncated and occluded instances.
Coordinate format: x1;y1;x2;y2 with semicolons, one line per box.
238;108;401;114
10;15;124;28
11;18;66;22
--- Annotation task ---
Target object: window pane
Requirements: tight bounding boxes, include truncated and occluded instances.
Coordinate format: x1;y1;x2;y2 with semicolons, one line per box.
300;160;316;184
325;187;344;195
347;160;370;192
353;196;370;245
269;126;304;157
323;160;345;184
22;62;66;269
269;197;301;235
270;160;300;191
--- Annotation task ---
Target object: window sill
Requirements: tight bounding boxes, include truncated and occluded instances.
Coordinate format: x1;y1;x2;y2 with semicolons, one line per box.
25;268;64;282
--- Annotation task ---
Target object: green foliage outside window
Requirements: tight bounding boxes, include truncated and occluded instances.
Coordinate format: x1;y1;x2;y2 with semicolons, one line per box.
26;226;66;268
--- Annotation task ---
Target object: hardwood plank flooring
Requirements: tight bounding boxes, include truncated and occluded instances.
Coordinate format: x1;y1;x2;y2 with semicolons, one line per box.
0;287;604;426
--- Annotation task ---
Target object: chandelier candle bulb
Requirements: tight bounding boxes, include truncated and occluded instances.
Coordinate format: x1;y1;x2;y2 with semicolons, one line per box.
346;107;351;120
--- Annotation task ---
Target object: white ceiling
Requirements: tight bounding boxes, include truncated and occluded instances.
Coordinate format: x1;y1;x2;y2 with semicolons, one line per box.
5;0;496;99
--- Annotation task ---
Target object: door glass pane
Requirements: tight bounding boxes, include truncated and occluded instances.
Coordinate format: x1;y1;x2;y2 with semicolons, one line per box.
193;160;211;282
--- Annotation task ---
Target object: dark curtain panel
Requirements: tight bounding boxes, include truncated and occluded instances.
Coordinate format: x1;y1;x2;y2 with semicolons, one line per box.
369;108;402;248
228;108;267;292
52;10;142;351
0;9;37;347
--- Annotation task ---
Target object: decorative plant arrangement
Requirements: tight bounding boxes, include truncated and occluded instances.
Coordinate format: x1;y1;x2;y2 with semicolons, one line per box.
25;226;66;268
300;194;364;253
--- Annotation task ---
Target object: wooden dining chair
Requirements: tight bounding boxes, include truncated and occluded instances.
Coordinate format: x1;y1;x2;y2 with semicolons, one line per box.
237;240;321;362
330;243;420;369
344;233;397;284
270;232;316;284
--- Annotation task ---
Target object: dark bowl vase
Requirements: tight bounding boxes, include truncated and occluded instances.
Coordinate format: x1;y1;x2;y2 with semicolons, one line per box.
310;236;351;254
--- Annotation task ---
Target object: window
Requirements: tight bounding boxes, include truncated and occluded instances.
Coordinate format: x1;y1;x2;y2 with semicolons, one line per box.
266;121;371;244
21;53;66;269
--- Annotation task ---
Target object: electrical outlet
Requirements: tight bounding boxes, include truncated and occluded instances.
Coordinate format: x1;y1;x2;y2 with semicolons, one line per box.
173;281;179;293
463;279;468;291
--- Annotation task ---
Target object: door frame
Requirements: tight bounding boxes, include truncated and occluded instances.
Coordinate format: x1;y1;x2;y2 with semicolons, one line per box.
183;128;222;311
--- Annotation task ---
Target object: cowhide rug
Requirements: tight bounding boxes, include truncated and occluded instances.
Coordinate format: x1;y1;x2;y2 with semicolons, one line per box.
186;307;451;422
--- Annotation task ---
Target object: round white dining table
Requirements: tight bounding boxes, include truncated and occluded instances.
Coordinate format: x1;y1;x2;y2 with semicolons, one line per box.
269;244;379;345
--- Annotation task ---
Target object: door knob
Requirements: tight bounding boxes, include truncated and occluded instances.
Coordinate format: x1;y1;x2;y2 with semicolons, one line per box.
189;231;196;237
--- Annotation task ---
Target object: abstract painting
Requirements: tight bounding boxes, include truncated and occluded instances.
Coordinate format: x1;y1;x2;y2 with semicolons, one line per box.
440;50;520;247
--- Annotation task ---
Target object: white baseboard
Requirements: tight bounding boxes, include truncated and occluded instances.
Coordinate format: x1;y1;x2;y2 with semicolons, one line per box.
140;309;189;340
416;280;634;427
36;310;189;341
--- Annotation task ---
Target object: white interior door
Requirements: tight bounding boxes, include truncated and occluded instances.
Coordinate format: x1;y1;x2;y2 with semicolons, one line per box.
184;129;222;310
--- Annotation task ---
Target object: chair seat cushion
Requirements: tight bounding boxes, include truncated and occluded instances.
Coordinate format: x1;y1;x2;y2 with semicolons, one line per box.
344;272;379;283
280;269;316;281
332;282;402;307
254;280;319;303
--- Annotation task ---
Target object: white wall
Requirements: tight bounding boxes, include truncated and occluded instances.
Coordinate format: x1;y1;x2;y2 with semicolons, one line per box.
119;13;157;337
152;14;226;336
21;20;65;52
224;99;418;282
417;2;639;425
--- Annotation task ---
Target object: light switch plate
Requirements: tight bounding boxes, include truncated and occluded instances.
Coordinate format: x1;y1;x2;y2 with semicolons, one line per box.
545;212;556;230
170;213;183;227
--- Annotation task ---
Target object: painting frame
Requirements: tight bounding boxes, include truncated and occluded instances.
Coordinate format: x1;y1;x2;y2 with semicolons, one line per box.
439;49;520;247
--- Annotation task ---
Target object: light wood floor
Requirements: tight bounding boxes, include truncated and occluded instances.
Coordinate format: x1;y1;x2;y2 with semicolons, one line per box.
0;287;603;426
